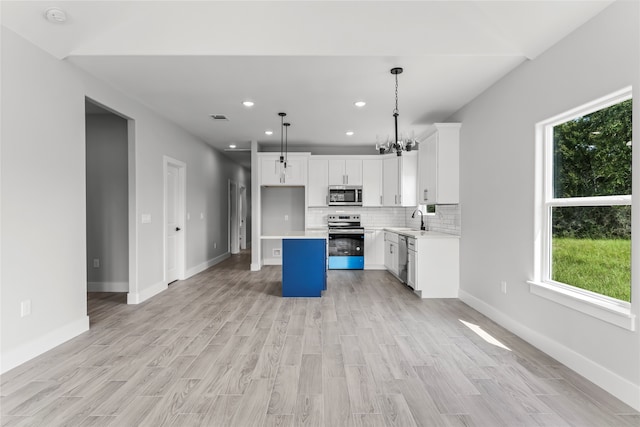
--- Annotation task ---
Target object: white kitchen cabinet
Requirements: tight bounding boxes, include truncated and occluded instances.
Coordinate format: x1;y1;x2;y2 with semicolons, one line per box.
308;158;328;206
364;229;385;269
413;236;459;298
407;238;416;289
260;154;307;186
383;231;399;276
382;152;417;207
418;123;461;204
362;159;383;207
328;158;362;186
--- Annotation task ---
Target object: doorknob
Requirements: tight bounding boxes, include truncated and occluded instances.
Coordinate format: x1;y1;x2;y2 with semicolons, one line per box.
176;227;181;231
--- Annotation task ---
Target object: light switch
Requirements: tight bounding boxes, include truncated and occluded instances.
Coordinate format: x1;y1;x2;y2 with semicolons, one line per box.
141;214;151;224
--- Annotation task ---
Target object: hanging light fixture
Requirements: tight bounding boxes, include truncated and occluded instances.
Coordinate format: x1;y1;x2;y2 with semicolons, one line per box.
283;122;290;169
278;112;286;164
391;67;404;156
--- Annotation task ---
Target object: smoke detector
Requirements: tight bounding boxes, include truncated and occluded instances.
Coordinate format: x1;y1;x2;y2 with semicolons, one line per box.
44;7;67;23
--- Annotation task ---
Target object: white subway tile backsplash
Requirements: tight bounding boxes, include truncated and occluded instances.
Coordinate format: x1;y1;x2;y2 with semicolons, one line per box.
308;204;460;236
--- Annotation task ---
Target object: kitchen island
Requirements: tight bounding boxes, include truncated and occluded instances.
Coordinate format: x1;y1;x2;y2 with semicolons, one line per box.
260;231;327;297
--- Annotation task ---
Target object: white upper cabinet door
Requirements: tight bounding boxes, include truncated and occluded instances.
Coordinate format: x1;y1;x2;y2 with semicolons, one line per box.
399;151;417;207
260;154;307;186
418;123;461;205
308;158;329;206
328;159;345;185
362;159;382;207
344;159;362;185
328;159;362;185
260;156;283;186
382;156;399;206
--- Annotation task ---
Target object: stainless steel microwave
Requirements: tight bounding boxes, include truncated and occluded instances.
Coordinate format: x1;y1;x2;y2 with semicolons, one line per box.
329;186;363;206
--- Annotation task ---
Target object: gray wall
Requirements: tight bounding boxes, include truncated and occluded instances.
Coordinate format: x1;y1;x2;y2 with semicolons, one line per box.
1;26;251;373
85;112;129;291
449;1;639;408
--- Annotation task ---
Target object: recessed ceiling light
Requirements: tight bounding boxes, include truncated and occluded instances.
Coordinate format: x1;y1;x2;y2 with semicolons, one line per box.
242;101;254;107
265;130;273;135
44;7;67;23
229;144;237;149
354;101;366;107
346;131;355;136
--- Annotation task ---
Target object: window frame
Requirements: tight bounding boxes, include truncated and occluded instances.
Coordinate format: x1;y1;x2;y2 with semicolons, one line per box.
531;87;635;331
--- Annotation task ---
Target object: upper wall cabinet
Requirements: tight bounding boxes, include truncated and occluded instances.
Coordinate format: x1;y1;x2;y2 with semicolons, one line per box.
328;159;362;186
308;158;329;206
382;152;417;207
362;159;383;207
418;123;461;205
260;153;307;186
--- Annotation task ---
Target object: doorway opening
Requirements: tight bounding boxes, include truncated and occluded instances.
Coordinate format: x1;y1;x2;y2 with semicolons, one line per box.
229;180;248;255
85;99;134;322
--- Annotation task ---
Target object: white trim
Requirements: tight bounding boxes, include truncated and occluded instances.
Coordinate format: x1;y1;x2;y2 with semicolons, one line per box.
459;290;640;411
528;281;635;331
251;262;262;271
0;315;90;375
185;252;231;278
87;281;129;292
127;280;167;305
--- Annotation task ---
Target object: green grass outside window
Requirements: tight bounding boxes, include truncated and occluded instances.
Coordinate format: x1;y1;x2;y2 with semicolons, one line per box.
552;237;631;302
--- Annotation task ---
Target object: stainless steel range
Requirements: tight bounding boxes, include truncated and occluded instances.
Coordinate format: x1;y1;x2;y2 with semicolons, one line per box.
327;214;364;270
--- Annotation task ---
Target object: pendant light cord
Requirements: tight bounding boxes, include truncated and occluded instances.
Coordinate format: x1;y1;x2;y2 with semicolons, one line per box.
394;73;399;116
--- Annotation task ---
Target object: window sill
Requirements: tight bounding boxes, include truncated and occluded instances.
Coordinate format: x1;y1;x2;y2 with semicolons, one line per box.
528;281;636;331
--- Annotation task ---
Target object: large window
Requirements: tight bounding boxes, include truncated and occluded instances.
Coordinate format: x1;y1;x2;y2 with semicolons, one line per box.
533;88;632;325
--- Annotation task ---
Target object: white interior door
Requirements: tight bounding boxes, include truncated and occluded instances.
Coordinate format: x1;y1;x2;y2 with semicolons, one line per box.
165;161;184;283
230;181;239;254
239;186;247;250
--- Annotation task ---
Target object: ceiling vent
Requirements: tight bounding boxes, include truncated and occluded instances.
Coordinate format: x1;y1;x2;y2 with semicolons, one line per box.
210;114;229;121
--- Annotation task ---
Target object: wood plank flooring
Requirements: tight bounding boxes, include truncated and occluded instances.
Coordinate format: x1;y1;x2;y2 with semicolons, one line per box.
2;251;638;426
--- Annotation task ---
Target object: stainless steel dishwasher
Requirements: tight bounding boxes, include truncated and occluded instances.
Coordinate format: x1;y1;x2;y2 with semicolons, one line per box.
397;234;408;283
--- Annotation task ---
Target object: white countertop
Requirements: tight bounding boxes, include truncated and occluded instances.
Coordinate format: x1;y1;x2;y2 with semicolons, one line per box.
261;230;327;240
384;227;460;239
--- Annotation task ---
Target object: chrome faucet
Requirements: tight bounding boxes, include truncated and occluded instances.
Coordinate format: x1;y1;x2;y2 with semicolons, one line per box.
412;208;426;231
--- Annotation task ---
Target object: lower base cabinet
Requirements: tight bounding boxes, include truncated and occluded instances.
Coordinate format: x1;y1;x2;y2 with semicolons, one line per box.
414;237;459;298
364;229;385;269
282;239;326;297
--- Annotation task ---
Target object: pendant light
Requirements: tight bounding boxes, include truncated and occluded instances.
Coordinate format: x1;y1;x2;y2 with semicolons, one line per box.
283;122;290;169
278;112;286;164
391;67;403;156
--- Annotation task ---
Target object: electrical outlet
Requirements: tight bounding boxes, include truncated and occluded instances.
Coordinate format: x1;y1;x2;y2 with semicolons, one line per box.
500;281;507;294
93;258;100;268
284;214;289;221
214;242;217;249
200;212;204;219
273;248;281;257
21;300;31;317
187;213;191;220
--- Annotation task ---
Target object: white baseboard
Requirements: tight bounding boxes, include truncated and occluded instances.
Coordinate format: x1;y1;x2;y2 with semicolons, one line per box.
364;264;386;270
185;252;230;279
262;257;282;266
127;280;167;305
0;315;90;375
87;281;128;292
459;289;640;411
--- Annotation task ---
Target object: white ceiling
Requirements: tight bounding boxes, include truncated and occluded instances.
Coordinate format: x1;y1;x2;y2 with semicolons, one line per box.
1;1;614;167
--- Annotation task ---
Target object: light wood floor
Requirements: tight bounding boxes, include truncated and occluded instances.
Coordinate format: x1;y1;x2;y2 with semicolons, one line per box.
1;251;638;427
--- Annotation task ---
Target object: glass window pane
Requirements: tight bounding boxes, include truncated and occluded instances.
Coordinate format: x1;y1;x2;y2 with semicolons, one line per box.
550;206;631;302
553;99;632;198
